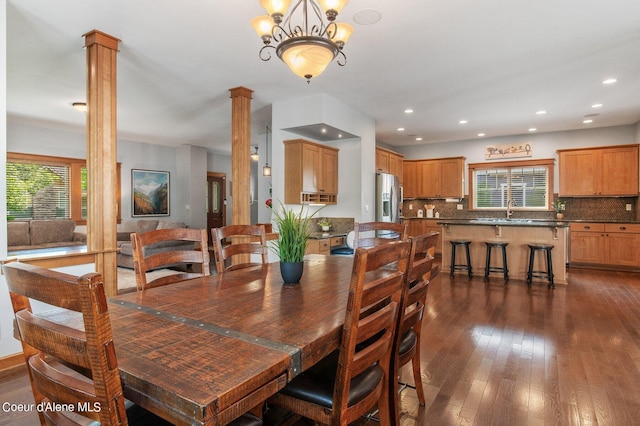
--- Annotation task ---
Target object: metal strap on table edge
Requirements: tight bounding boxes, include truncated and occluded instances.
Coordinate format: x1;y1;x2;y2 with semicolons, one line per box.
111;299;303;377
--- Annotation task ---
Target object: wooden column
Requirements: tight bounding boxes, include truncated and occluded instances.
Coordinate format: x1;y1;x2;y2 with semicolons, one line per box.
229;87;253;226
84;30;120;297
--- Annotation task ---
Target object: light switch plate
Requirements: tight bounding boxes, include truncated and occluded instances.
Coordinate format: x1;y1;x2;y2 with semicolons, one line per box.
457;204;463;210
626;203;632;211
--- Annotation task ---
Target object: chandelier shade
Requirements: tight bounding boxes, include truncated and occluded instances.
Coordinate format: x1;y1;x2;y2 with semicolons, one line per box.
252;0;352;82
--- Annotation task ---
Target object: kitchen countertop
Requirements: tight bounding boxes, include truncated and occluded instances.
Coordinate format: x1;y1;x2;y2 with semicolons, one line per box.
308;232;347;239
436;218;570;228
403;217;639;225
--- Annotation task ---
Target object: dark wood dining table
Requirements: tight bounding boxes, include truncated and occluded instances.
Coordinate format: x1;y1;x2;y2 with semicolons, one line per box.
107;254;355;425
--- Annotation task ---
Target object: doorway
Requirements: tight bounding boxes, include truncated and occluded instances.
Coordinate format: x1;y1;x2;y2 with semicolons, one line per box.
207;173;226;233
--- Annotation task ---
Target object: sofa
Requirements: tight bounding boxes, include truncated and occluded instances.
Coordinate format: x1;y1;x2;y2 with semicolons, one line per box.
117;219;194;269
8;219;86;252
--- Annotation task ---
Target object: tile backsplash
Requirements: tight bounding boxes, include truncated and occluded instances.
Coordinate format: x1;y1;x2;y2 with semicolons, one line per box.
402;196;638;222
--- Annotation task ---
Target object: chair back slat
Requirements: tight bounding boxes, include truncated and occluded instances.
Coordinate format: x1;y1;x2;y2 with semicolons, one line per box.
3;262;129;425
353;221;408;249
211;224;268;274
5;265;82;312
131;227;210;290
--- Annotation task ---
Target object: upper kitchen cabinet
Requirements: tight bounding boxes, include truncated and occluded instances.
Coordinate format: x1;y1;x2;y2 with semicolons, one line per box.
375;147;404;180
405;157;465;199
558;144;639;196
284;139;339;204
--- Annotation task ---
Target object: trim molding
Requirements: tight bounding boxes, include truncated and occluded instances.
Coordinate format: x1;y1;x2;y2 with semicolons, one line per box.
0;353;24;372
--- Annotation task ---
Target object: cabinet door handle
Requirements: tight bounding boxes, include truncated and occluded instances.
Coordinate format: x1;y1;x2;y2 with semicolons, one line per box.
620;226;627;230
584;226;590;229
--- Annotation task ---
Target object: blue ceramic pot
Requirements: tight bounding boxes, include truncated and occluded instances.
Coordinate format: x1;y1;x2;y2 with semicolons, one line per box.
280;261;304;284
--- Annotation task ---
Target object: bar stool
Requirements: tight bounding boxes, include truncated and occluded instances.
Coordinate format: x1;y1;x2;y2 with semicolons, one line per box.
484;241;509;281
449;240;472;278
526;244;554;288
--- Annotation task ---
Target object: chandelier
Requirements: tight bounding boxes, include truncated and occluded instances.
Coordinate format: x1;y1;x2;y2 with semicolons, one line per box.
251;0;353;82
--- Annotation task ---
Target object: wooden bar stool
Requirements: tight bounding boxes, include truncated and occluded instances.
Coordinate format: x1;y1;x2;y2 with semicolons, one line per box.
484;241;509;281
526;244;555;288
449;240;472;278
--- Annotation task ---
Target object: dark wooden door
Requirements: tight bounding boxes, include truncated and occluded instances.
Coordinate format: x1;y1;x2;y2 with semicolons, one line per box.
207;173;225;233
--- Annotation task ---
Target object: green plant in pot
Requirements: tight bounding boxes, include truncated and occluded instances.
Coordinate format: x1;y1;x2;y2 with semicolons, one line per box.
554;199;566;219
269;202;320;284
318;217;332;232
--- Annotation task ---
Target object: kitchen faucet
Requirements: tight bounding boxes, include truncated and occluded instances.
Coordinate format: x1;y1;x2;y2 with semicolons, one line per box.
506;199;515;218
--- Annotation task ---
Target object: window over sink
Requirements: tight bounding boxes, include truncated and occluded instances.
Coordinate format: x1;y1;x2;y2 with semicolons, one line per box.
468;158;554;211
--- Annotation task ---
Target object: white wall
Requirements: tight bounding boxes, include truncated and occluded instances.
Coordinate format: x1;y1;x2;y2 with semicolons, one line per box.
270;94;376;223
0;0;12;358
396;124;638;194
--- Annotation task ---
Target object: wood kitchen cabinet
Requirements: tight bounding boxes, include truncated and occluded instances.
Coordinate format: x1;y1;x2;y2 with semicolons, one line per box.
375;147;404;180
305;236;346;255
558;144;639;196
284;139;339;204
402;161;417;199
570;222;640;268
403;157;465;199
405;219;442;255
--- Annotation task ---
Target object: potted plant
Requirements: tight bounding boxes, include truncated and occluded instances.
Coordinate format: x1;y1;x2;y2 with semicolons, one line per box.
318;217;332;232
554;199;566;219
269;201;319;284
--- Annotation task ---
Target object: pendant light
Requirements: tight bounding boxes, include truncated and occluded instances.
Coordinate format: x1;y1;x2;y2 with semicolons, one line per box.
263;125;272;176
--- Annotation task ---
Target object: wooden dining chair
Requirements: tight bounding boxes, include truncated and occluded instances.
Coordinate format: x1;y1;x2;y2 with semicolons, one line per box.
267;240;411;425
2;262;172;425
353;221;408;249
391;232;440;420
131;227;211;290
211;224;268;274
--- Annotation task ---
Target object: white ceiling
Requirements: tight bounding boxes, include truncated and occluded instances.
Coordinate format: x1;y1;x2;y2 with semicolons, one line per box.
7;0;640;155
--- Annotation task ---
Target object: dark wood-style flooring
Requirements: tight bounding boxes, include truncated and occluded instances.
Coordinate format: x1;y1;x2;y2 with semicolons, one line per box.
2;264;640;425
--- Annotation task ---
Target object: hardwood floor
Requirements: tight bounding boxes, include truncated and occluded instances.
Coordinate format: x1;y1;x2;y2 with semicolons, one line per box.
3;264;640;425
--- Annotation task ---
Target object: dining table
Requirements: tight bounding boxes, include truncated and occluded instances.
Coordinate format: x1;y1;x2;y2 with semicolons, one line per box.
106;254;355;425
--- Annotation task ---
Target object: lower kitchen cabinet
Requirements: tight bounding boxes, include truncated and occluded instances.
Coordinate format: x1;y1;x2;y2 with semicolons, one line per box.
305;236;346;255
405;219;442;255
570;222;640;268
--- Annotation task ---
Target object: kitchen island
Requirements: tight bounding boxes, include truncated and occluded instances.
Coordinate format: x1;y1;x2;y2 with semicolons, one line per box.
438;219;570;285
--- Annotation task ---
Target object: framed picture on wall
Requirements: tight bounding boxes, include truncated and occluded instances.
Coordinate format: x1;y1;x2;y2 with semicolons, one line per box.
131;169;170;217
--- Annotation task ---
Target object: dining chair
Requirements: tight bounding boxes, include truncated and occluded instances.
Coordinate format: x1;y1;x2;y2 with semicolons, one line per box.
131;227;211;290
2;262;173;425
391;232;440;419
211;224;268;274
353;221;408;249
267;240;411;425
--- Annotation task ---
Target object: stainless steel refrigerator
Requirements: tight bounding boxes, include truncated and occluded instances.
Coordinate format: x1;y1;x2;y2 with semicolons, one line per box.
375;172;402;237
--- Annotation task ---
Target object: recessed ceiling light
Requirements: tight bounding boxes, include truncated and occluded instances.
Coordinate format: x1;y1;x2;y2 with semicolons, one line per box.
536;110;547;115
583;119;593;124
459;120;468;124
353;9;382;25
404;109;414;114
338;134;343;138
477;133;485;137
397;127;405;132
602;78;618;85
72;102;87;112
415;137;423;141
592;103;603;108
321;128;327;133
529;128;537;132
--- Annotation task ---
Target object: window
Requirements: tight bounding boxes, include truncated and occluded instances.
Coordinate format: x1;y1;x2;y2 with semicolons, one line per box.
469;159;554;211
7;153;120;224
